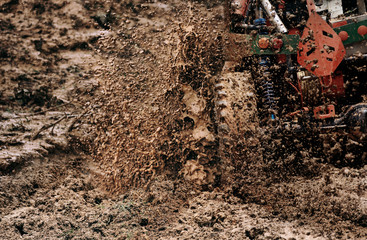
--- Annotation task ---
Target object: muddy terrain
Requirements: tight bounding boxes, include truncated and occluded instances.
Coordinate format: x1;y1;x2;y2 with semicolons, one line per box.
1;0;366;239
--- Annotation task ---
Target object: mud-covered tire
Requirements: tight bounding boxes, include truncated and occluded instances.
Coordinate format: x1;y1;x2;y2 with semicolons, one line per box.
322;132;367;168
215;62;260;186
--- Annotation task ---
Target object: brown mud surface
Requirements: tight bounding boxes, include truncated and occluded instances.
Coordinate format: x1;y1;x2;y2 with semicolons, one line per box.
1;0;366;239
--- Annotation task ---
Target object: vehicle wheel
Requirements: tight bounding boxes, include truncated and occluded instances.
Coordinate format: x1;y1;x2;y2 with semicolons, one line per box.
215;62;261;188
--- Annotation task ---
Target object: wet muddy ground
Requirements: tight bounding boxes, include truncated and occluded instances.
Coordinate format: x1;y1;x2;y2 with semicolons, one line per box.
1;0;366;239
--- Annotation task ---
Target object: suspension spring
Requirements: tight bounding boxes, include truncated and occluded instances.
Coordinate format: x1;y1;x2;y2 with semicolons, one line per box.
259;56;276;120
255;15;276;120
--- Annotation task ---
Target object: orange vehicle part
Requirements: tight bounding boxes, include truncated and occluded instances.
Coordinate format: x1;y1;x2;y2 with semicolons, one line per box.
258;37;270;49
321;72;345;98
233;0;251;16
314;105;336;120
297;0;346;78
288;107;310;117
358;25;367;36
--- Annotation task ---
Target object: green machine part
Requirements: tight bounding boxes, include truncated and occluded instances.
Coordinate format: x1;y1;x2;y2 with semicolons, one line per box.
333;19;367;46
249;34;299;55
245;18;366;56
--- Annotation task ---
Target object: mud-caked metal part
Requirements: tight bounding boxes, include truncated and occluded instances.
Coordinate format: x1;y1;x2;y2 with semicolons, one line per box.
321;132;367;168
215;61;261;189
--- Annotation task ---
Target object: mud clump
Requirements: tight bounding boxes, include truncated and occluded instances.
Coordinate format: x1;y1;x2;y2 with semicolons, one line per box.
91;1;225;192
